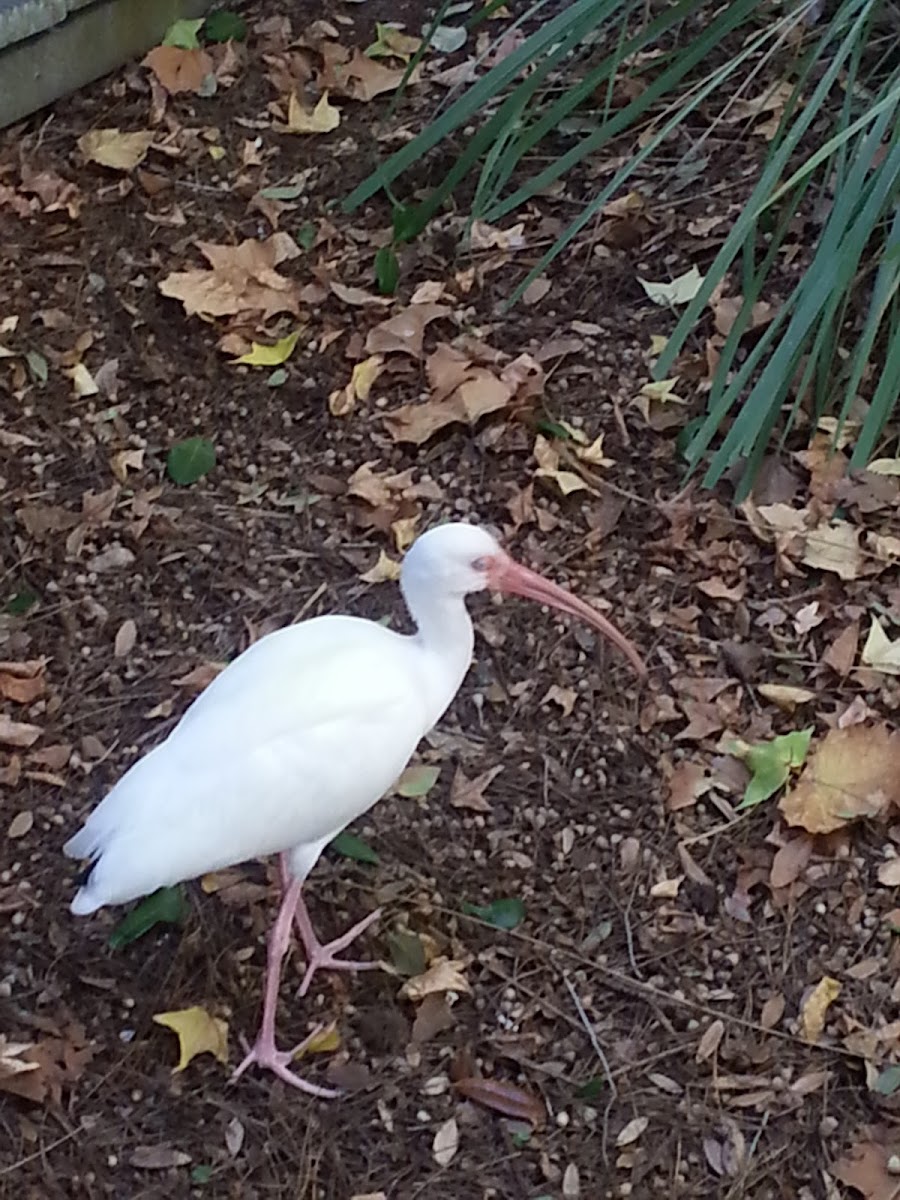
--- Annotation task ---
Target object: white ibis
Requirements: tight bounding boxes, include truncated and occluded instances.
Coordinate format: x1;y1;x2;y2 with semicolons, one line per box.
65;523;645;1095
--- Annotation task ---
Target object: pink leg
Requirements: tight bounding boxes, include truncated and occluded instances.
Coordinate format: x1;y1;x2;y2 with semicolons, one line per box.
230;878;338;1098
279;854;382;998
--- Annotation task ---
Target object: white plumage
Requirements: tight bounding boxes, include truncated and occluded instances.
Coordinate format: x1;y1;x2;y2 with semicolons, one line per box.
65;522;644;1095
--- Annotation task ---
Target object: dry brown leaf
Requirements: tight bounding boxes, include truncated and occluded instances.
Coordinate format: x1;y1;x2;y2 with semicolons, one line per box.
862;617;900;676
143;45;214;94
757;683;816;712
412;993;456;1043
696;1019;725;1063
385;371;513;445
666;761;710;811
769;834;813;889
876;859;900;887
779;724;900;834
449;765;502;812
432;1117;459;1167
175;662;225;692
541;684;577;717
401;958;470;1002
696;576;746;602
130;1145;192;1170
822;621;859;675
0;659;46;704
283;90;341;134
800;976;840;1043
801;520;861;579
365;304;451;358
616;1115;649;1147
454;1076;546;1128
320;46;414;102
78;129;155;171
0;715;41;749
833;1136;900;1200
533;435;590;497
159;235;302;321
114;619;137;658
7;811;33;839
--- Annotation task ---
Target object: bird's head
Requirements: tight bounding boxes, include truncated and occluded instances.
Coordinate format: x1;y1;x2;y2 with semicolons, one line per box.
401;522;646;676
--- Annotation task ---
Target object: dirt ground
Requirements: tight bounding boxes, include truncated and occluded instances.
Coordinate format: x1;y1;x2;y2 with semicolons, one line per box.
2;2;900;1198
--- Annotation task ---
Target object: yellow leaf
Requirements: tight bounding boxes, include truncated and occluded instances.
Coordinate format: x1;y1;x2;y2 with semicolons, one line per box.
295;1021;340;1057
867;457;900;476
286;91;341;134
360;550;401;583
638;377;685;404
648;334;668;356
638;265;703;306
401;958;471;1002
152;1006;229;1073
575;434;614;467
800;976;840;1043
351;355;384;401
78;128;154;171
234;329;302;366
862;616;900;676
67;363;99;397
779;723;900;834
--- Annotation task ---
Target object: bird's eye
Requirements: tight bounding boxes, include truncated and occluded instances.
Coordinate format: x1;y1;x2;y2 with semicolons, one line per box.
472;556;490;572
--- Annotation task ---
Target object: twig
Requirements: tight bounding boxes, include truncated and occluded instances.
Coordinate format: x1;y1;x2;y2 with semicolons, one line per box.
563;972;617;1166
0;1123;86;1178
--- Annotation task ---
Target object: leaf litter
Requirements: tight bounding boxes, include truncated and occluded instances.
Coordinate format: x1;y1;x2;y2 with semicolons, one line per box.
4;0;900;1194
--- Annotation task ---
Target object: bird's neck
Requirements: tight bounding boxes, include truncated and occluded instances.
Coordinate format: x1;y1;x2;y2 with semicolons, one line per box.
401;577;475;728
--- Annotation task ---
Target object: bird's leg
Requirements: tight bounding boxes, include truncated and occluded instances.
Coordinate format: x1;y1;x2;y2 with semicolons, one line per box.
230;877;339;1098
279;853;381;998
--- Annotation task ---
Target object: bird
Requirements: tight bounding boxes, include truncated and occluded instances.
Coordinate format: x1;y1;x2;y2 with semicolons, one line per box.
64;522;645;1096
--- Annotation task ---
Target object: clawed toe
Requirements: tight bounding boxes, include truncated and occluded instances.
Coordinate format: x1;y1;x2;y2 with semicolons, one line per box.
230;1029;339;1099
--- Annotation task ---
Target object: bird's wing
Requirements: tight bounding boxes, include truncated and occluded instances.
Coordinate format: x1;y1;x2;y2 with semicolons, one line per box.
66;616;427;910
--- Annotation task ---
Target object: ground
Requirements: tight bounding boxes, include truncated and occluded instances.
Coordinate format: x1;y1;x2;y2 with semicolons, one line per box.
2;2;900;1198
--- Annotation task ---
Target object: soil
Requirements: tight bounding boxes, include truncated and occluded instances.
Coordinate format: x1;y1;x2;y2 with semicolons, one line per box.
2;2;900;1199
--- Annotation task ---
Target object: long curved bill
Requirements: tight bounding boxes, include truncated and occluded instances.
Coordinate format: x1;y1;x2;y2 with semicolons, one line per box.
491;556;647;678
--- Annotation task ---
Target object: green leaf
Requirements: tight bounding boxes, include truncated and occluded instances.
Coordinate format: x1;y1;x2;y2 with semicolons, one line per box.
25;349;48;383
259;185;304;201
736;728;814;810
396;764;440;798
392;204;427;244
575;1077;606;1100
462;896;525;930
5;588;38;615
873;1065;900;1096
297;222;317;250
167;437;216;485
190;1164;213;1185
267;368;288;388
108;886;188;949
163;18;203;49
203;11;247;42
511;1129;532;1148
329;830;379;865
375;246;400;295
387;929;426;976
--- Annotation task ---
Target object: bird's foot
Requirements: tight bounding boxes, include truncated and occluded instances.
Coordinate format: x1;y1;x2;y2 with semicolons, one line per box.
230;1026;339;1098
296;906;383;998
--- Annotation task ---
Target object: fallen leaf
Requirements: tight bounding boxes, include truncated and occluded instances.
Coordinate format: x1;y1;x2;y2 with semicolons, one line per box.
78;129;155;171
801;520;861;579
224;1116;244;1158
0;659;46;704
143;44;214;94
876;859;900;887
862;616;900;676
395;764;440;797
822;621;859;675
666;761;710;811
734;728;813;809
296;1022;340;1056
769;834;813;889
159;235;302;321
384;360;516;445
533;435;589;496
757;683;816;712
234;329;302;365
800;976;840;1043
638;266;703;306
366;304;451;358
616;1115;650;1146
114;619;137;658
779;724;900;834
401;958;471;1001
833;1136;900;1200
450;765;501;812
432;1117;459;1167
130;1145;192;1170
541;683;578;716
412;993;455;1042
454;1077;546;1128
0;715;41;749
696;1019;725;1062
7;811;33;839
152;1007;229;1072
284;91;341;134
